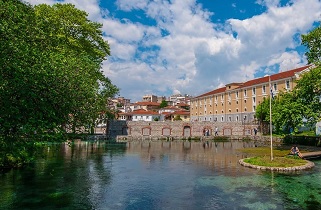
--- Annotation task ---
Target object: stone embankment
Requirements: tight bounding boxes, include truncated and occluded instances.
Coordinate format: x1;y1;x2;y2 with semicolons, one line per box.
238;158;315;171
107;120;281;143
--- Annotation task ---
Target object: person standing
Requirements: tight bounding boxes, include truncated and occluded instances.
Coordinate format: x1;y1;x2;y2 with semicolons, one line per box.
215;127;218;136
253;127;257;136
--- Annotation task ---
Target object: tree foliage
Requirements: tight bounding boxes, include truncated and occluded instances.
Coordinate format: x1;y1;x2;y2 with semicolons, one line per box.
301;25;321;64
272;92;306;133
0;0;118;167
160;100;168;108
173;115;182;121
255;97;270;122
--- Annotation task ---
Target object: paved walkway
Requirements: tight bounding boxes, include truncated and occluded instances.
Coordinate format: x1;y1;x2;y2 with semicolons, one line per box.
302;151;321;159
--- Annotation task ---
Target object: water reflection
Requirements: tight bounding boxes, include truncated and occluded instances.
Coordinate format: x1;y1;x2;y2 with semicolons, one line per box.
0;140;320;210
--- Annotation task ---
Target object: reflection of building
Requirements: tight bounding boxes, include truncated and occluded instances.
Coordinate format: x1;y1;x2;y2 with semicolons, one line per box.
126;141;251;176
190;65;313;123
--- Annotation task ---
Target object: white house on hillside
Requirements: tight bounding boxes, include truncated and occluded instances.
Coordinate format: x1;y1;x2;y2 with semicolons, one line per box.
118;109;160;121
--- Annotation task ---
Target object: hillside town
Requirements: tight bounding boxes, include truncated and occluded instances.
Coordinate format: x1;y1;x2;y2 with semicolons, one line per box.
106;93;192;123
106;65;313;125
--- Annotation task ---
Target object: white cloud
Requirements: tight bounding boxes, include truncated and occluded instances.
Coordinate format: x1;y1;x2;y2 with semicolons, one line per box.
24;0;321;102
101;19;146;43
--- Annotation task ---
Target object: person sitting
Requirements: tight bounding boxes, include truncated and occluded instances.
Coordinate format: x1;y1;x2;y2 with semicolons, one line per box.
290;145;303;158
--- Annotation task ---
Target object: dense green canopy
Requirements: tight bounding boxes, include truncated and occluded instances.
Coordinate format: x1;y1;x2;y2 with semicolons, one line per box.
0;0;118;167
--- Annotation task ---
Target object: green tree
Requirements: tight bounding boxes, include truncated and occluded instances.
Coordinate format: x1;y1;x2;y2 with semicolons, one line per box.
301;26;321;64
0;1;118;167
160;100;168;108
255;97;270;123
173;115;182;121
272;92;306;134
291;66;321;125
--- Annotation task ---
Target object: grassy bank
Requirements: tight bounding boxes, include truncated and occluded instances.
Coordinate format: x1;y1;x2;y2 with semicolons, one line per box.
238;146;308;168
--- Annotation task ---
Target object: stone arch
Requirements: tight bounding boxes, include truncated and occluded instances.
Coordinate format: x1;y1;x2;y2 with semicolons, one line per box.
162;127;171;136
183;125;191;137
122;126;130;135
142;126;151;136
223;127;232;136
244;126;252;135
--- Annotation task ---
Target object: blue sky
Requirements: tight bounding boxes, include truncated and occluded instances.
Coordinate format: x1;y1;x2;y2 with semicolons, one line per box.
26;0;321;102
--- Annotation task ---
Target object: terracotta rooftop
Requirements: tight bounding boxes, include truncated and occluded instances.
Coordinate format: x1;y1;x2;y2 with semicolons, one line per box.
128;109;159;115
134;101;161;106
195;87;226;98
194;65;312;98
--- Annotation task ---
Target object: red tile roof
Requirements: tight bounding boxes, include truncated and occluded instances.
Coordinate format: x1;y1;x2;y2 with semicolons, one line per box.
128;109;159;115
134;101;160;106
238;65;312;89
194;65;312;98
172;110;190;115
195;86;226;98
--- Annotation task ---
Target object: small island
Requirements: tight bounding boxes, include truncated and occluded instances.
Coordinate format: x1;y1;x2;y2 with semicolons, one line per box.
238;146;317;171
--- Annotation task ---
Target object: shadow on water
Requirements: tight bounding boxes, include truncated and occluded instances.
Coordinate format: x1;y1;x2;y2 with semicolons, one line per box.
0;140;320;210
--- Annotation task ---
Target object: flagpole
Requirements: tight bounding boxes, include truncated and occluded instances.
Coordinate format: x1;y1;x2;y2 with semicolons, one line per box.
269;75;273;161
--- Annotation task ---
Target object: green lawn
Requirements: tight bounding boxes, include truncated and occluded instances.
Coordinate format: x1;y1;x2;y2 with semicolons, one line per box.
238;146;309;167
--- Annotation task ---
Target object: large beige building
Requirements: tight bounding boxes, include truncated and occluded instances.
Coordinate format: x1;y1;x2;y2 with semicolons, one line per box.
190;65;313;123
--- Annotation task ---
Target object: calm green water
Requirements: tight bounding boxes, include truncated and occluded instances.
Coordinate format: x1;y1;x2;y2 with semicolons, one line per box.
0;141;320;210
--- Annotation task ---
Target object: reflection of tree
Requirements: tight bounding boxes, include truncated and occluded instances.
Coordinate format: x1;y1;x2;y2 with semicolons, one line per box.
2;142;126;209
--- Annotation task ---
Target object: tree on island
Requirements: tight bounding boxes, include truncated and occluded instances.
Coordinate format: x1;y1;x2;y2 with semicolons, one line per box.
0;0;118;168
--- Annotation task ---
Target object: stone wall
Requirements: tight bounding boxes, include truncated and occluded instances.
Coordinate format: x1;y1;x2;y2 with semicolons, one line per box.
108;120;263;140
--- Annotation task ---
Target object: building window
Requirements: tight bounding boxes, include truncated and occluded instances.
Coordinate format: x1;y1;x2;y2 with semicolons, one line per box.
244;90;247;97
273;83;277;91
229;116;232;121
236;91;239;98
221;94;224;100
253;97;256;104
236;108;239;112
221;117;224;122
286;80;290;89
253;106;256;111
253;87;256;95
236;116;239;121
263;85;266;94
245;108;247;112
